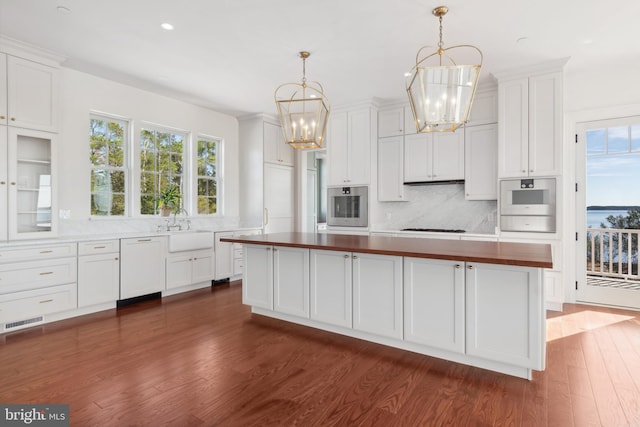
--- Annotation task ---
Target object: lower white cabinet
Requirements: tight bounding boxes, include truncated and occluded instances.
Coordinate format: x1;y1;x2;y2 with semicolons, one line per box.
120;236;165;299
214;231;234;280
273;246;310;318
310;249;353;328
404;257;465;353
243;244;274;309
77;239;120;307
0;283;76;324
353;253;403;339
166;249;214;290
465;262;545;370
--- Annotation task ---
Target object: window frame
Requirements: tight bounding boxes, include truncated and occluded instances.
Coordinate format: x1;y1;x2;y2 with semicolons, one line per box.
88;112;130;217
193;135;223;216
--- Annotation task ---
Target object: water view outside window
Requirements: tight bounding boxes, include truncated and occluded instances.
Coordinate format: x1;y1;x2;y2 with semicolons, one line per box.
196;137;219;215
140;127;185;215
89;116;127;216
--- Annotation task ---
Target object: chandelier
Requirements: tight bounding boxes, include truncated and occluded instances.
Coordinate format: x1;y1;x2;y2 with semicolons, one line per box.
274;51;330;149
406;6;483;133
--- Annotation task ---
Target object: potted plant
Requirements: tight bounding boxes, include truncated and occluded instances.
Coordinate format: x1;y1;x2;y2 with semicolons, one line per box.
157;184;181;216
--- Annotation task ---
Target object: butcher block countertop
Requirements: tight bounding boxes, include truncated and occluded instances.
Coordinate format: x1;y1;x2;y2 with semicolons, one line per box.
222;232;553;269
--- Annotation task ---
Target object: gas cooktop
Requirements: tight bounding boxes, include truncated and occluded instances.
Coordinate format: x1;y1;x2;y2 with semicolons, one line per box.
401;228;466;233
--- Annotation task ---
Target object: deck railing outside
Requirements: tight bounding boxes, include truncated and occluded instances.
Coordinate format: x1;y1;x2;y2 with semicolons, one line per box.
587;228;640;280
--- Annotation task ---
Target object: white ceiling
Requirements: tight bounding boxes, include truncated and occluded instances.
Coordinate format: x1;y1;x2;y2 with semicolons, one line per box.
1;0;639;117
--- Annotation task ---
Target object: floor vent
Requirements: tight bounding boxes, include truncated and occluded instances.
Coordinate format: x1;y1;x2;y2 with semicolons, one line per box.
4;316;44;331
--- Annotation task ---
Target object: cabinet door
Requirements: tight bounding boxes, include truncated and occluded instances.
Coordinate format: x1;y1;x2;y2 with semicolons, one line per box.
465;262;545;370
78;253;120;306
273;246;309;318
466;90;498;126
264;163;293;233
377;136;404;201
432;131;464;181
191;249;215;283
0;126;7;241
348;108;371;185
498;78;528;178
264;122;293;166
310;249;352;327
214;231;234;280
378;107;404;138
404;133;431;182
243;244;273;309
6;56;58;132
0;54;7;125
353;253;403;339
404;257;465;353
528;72;562;177
165;253;192;289
327;111;349;185
120;237;165;299
465;124;497;200
7;127;57;240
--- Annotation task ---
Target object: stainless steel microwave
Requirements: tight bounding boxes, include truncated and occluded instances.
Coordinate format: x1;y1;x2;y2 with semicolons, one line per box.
327;186;368;227
500;178;556;232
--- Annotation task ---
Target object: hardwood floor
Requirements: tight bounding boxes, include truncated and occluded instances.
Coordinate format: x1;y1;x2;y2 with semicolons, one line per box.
2;282;640;426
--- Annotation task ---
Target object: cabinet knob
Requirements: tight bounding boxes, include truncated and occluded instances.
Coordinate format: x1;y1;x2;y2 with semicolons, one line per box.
343;254;349;259
353;255;358;260
522;170;526;173
115;257;119;260
0;115;5;120
10;182;16;185
455;264;462;269
529;169;534;172
0;181;5;185
467;265;475;270
273;248;278;252
266;247;271;251
11;117;16;121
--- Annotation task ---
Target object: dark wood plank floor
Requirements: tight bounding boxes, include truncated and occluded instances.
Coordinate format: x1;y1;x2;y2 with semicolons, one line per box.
2;281;640;426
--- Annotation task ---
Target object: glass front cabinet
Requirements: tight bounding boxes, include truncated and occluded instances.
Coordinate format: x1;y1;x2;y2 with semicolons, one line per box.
1;127;57;240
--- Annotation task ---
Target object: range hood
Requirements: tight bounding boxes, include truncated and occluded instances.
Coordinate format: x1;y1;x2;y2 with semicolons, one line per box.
403;179;464;186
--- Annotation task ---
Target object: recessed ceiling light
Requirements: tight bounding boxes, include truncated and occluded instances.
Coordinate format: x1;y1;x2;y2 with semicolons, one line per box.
56;5;71;14
161;23;174;31
582;39;593;45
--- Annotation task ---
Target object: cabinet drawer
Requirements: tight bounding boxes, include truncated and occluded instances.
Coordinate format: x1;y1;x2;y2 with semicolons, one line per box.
0;243;77;264
78;240;119;255
233;257;243;275
0;257;77;294
0;283;77;324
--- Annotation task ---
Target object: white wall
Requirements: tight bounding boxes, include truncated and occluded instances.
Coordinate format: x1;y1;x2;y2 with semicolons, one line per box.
57;68;240;235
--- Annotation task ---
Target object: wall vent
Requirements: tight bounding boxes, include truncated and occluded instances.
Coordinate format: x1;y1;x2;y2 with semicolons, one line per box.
4;316;44;331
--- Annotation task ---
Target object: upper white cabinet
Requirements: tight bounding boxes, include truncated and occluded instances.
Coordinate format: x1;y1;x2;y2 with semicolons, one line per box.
4;127;57;240
263;121;293;166
464;124;498;200
377;136;405;201
3;54;59;132
466;89;498;127
404;131;464;183
495;61;565;178
327;107;373;186
378;105;417;137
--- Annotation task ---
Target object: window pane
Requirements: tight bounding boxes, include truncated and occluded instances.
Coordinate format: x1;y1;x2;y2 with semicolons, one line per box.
196;138;219;215
111;194;125;216
111;170;125;193
140;195;155;215
586;129;606;155
632;125;640;152
607;126;629;153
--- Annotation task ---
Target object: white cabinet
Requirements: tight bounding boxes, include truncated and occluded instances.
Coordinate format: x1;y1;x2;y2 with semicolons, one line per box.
120;236;165;299
310;249;353;328
353;252;403;339
464;124;498;200
0;242;77;330
5;55;58;132
465;262;545;370
214;231;234;280
327;107;372;186
2;127;57;240
377;136;405;201
378;105;417;137
404;257;465;353
166;249;214;290
263;121;293;166
242;244;274;309
264;163;294;233
404;131;464;183
497;71;563;178
466;89;498;126
0;54;6;125
273;246;310;317
77;240;120;307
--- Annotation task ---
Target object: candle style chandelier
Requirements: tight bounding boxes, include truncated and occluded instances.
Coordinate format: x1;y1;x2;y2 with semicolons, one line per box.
406;6;483;133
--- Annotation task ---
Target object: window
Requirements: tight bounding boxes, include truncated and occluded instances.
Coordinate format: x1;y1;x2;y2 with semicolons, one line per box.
139;126;186;215
89;115;128;216
196;136;221;215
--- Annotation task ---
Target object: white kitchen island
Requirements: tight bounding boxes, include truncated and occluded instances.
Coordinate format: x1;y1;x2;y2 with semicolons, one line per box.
222;232;553;379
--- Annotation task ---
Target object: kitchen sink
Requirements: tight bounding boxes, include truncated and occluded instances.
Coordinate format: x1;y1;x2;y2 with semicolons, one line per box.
167;230;214;252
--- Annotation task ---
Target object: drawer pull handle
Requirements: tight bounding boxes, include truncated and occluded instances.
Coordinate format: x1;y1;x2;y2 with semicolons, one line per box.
40;250;53;254
40;271;54;275
138;239;152;242
94;246;106;249
39;299;53;304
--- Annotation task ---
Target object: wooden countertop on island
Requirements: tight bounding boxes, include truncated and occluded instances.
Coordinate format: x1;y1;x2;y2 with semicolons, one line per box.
222;232;553;269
